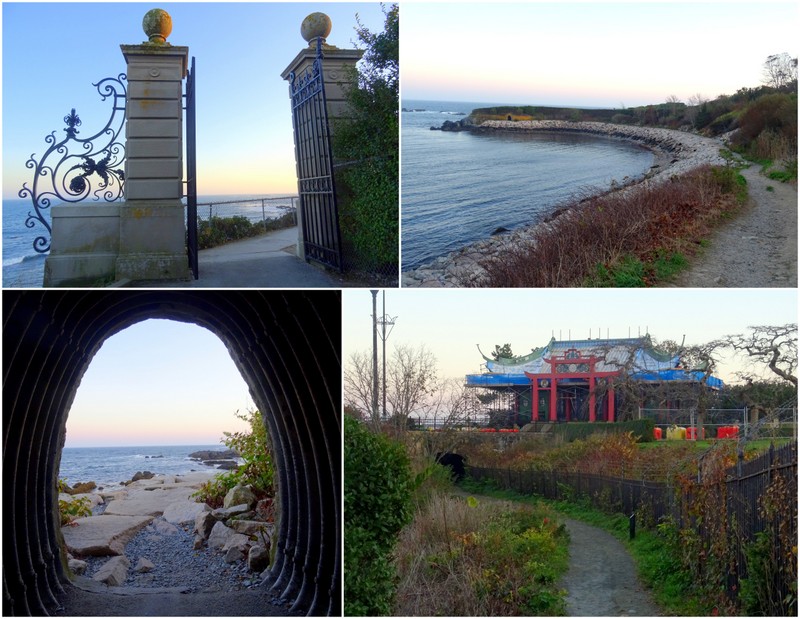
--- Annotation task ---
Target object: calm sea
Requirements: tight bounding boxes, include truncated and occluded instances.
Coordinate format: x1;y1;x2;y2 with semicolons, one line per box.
2;194;295;287
58;444;231;491
401;100;655;270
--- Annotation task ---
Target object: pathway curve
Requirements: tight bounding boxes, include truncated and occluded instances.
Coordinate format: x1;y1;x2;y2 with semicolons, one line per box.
670;164;797;287
559;518;662;617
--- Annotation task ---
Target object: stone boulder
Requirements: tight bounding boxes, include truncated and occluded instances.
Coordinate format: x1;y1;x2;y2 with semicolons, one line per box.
229;520;272;537
223;484;256;510
212;504;251;520
65;481;96;495
162;499;210;525
153;519;179;536
92;556;130;586
61;515;152;556
188;449;239;461
129;471;155;483
208;521;238;550
247;544;270;573
68;558;87;576
195;511;218;540
224;546;245;563
135;557;154;573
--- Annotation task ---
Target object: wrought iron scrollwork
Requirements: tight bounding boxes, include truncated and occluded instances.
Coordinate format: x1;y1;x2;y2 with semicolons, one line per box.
289;38;324;109
19;74;127;254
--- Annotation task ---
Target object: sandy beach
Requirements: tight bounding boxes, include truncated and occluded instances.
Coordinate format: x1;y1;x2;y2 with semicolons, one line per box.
401;121;733;287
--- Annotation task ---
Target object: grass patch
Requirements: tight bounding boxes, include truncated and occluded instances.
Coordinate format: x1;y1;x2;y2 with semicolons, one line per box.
470;165;745;287
460;479;710;616
394;491;569;616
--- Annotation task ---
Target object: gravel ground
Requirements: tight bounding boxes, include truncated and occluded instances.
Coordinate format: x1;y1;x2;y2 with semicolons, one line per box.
559;518;662;616
81;517;260;592
670;163;797;287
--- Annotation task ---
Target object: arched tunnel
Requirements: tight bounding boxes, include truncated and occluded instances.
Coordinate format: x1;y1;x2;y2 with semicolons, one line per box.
2;290;341;616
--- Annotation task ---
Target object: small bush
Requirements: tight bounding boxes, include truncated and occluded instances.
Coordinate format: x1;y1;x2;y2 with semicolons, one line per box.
344;416;413;616
197;212;295;250
57;478;93;525
194;409;273;508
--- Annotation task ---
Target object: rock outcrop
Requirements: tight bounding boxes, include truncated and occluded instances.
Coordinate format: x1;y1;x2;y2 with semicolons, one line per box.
61;515;153;556
92;555;130;586
223;484;256;509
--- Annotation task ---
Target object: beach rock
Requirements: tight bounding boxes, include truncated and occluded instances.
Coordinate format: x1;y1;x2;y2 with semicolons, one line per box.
188;449;239;461
212;504;251;520
212;460;240;470
223;484;256;509
247;544;270;573
128;471;155;483
66;481;96;495
92;556;130;586
193;534;205;550
208;521;238;550
162;499;210;525
195;510;218;539
222;532;252;555
103;488;170;517
229;520;272;537
224;546;245;563
153;519;179;536
68;558;88;575
135;557;155;573
61;515;152;556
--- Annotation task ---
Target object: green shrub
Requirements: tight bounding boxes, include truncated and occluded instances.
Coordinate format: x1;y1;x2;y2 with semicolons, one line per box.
552;419;655;443
197;212;295;250
57;478;93;525
344;416;413;616
194;409;273;508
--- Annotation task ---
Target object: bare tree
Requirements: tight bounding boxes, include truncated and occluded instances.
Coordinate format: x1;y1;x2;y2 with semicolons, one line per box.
724;324;797;387
762;53;798;89
386;344;439;429
344;350;377;423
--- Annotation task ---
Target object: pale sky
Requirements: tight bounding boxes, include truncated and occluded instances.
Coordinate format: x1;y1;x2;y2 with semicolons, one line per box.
66;319;255;447
401;1;799;108
2;1;386;199
342;288;798;385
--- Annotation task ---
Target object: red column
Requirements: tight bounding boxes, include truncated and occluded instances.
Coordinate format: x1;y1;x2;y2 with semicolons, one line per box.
549;377;558;421
608;378;615;422
589;376;596;422
532;379;539;422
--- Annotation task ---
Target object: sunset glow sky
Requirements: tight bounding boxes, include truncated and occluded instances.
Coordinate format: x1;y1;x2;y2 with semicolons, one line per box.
66;319;255;448
2;2;386;199
402;1;799;107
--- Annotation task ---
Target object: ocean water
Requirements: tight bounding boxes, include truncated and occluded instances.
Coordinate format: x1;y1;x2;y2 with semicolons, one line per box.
58;444;233;491
401;100;655;270
2;194;296;287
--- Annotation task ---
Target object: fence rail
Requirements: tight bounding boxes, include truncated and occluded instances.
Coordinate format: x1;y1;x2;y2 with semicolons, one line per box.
469;440;797;611
191;196;298;226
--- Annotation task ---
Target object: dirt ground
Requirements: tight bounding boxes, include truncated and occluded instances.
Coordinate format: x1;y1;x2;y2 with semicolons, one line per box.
671;164;797;287
558;518;662;617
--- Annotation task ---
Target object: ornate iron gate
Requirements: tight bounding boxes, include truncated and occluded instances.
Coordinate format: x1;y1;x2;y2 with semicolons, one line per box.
20;75;127;254
185;56;198;279
289;38;343;272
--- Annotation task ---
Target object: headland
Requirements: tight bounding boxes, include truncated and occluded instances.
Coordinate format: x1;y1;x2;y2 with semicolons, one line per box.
403;118;731;287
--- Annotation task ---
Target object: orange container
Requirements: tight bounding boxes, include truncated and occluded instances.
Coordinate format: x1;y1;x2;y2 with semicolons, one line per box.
718;426;739;439
653;427;663;440
685;427;705;440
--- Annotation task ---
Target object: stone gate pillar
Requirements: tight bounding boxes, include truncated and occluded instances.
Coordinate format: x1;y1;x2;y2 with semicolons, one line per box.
280;12;363;260
116;8;190;281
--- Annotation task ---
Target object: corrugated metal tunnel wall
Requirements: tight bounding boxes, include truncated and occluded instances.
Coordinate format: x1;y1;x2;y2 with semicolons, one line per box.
2;290;341;616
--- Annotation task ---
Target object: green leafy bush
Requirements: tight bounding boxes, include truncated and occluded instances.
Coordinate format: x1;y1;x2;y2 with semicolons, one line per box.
344;416;413;616
198;212;295;249
57;478;93;525
194;410;274;508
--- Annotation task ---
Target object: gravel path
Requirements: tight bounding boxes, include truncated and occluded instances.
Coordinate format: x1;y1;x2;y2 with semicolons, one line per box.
559;518;662;617
670;164;797;287
57;516;302;616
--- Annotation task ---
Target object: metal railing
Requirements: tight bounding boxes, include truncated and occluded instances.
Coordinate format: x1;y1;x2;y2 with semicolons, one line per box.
194;196;298;226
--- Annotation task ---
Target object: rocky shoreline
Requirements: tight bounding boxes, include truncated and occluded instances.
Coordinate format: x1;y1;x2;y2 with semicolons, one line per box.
403;120;733;287
59;467;278;598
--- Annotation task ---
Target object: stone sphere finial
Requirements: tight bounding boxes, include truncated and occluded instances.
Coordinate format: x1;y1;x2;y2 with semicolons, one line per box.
301;12;332;45
142;8;172;44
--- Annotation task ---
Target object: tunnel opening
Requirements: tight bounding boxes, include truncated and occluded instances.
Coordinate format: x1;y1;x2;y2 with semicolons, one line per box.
57;318;275;596
2;290;341;616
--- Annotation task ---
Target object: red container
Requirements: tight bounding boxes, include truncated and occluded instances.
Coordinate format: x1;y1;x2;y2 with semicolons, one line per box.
499;428;519;433
653;427;663;440
479;428;497;433
718;426;739;439
685;427;705;440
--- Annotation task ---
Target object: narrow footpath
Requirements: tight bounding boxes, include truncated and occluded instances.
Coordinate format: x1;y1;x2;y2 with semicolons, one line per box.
559;518;662;617
670;164;797;287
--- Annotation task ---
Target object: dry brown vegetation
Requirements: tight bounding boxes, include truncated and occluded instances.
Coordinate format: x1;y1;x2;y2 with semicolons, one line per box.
467;165;746;287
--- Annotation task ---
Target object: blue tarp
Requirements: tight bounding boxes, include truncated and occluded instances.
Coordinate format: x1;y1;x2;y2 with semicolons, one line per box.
466;369;724;388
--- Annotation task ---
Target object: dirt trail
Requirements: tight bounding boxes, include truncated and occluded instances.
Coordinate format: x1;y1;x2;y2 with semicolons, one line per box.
671;164;797;287
559;518;662;616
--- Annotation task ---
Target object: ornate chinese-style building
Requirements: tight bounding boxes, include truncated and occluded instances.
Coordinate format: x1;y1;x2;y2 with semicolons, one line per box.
465;336;723;425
